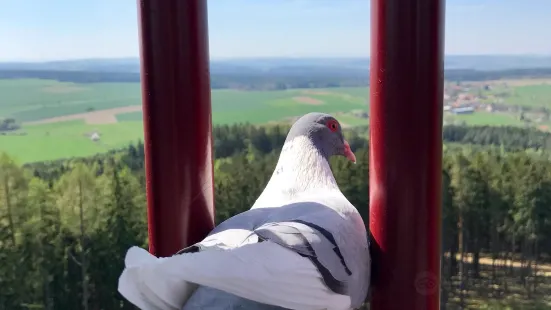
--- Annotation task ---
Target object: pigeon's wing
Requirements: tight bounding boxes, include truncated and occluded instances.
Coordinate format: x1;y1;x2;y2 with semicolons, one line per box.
328;216;371;308
274;195;370;308
119;239;351;310
254;220;353;295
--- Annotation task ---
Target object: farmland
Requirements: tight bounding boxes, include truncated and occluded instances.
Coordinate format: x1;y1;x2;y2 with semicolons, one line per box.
0;121;144;163
0;79;369;163
3;78;551;163
0;79;141;122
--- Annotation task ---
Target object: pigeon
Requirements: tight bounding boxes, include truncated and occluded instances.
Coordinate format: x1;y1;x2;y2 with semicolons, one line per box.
118;112;371;310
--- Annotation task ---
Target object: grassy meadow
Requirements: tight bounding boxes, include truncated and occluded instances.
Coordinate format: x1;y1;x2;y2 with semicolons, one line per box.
0;79;369;163
0;121;145;163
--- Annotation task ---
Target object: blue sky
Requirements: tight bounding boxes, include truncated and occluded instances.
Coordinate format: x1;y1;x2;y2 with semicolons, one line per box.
0;0;550;61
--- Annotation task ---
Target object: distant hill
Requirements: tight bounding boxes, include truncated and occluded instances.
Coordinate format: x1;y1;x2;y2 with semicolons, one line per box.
1;55;551;74
444;55;551;71
0;58;141;73
1;55;551;90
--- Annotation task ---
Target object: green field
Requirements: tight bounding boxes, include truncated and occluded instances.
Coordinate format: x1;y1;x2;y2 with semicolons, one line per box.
116;111;143;122
479;82;551;108
451;111;525;126
0;79;369;162
505;84;551;108
113;88;370;125
0;121;145;163
0;79;142;122
3;78;551;163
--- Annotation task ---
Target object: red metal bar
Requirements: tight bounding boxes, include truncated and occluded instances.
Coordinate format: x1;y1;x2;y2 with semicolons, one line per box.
137;0;215;257
369;0;444;309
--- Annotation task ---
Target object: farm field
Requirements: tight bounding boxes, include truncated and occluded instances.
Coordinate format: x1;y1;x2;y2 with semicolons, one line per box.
0;79;142;122
448;111;526;127
0;121;145;163
0;79;369;125
114;88;370;125
3;78;551;163
479;83;551;108
504;84;551;108
0;79;369;163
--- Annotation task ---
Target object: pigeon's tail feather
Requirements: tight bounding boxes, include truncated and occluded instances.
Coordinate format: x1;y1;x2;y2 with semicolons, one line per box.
118;247;198;310
119;242;350;310
124;246;157;267
119;267;165;310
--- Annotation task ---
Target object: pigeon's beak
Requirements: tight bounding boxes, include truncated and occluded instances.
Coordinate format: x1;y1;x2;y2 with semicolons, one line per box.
343;140;357;164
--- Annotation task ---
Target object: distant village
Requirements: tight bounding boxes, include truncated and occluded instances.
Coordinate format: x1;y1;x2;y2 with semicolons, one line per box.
341;80;551;129
443;81;551;128
444;82;502;115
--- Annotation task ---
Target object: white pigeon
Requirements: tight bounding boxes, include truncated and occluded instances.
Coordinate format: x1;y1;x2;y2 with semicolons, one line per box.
118;112;371;310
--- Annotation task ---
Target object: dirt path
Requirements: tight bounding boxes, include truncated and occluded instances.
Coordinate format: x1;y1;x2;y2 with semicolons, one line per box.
292;96;324;105
301;90;332;95
448;253;551;276
24;105;142;125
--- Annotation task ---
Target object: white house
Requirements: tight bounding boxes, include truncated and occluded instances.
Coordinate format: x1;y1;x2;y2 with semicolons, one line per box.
91;132;100;141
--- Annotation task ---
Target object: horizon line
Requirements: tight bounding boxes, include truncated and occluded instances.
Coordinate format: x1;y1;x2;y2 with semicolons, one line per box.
1;53;551;63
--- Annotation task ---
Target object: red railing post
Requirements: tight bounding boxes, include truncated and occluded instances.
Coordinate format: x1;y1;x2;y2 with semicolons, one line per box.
369;0;445;309
137;0;215;257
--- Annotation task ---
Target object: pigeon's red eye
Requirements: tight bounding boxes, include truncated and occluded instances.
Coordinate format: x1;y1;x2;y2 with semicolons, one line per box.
327;119;339;132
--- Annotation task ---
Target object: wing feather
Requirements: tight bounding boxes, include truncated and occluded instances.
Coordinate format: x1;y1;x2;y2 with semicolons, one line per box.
254;221;352;295
120;242;351;310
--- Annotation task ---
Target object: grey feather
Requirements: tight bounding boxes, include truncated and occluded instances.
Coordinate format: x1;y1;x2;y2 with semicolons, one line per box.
182;286;289;310
254;220;350;295
177;201;369;309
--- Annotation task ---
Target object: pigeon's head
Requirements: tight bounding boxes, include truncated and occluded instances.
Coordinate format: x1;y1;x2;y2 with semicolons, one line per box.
285;112;357;163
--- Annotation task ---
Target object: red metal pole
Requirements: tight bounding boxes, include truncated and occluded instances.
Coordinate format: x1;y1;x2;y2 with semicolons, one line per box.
137;0;215;257
369;0;444;309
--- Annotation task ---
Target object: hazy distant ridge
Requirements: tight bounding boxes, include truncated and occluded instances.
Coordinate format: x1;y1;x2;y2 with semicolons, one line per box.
2;55;551;73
